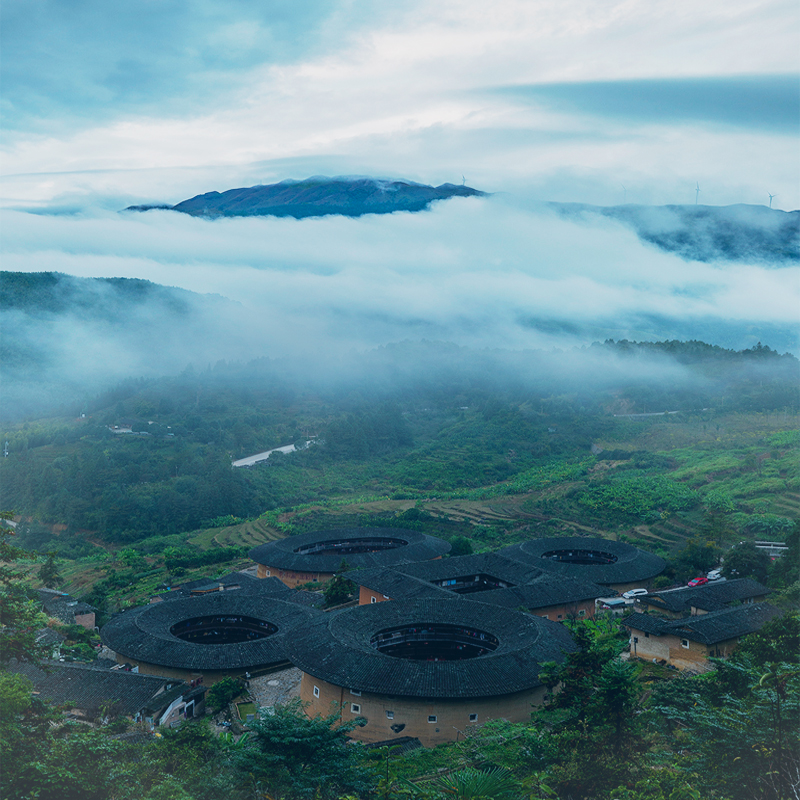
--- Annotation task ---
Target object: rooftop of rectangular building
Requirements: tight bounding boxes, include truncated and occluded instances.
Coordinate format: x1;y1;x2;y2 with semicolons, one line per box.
642;578;771;614
622;602;782;645
10;660;181;717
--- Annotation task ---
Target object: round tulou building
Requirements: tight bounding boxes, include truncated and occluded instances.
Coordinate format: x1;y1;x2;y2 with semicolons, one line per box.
248;527;451;587
501;536;666;593
100;591;316;684
287;598;575;746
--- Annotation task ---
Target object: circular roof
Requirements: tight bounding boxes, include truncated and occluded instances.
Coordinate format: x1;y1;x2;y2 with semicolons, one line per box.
286;598;575;699
501;537;665;585
248;527;451;573
101;592;316;672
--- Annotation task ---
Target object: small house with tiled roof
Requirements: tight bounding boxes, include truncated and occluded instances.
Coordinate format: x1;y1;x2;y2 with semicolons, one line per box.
622;603;782;669
287;598;575;746
636;578;771;619
500;536;666;593
345;552;607;621
248;527;450;587
9;660;201;725
38;589;97;629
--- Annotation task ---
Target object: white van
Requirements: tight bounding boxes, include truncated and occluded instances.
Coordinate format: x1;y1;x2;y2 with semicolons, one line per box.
622;588;648;599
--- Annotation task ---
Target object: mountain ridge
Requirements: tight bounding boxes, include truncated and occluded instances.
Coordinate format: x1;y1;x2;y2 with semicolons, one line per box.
126;176;485;219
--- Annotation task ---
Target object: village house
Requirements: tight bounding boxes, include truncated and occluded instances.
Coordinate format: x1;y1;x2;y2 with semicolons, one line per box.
622;602;782;670
38;588;97;629
9;660;204;727
634;578;771;618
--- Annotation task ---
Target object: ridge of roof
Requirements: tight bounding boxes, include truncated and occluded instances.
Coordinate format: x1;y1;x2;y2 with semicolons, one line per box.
500;536;666;584
248;527;451;573
622;602;782;645
287;598;575;699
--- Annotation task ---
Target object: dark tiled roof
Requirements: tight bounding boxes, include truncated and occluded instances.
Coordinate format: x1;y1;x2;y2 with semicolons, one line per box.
342;567;452;601
287;598;575;699
10;661;176;717
35;627;66;647
501;537;665;585
399;553;535;585
345;553;607;610
622;603;782;645
101;592;319;671
248;527;451;573
38;590;96;624
473;575;606;611
642;579;770;614
153;570;263;601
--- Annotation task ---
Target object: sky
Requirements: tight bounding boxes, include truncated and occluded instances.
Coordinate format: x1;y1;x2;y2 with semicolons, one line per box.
2;0;798;210
1;0;799;409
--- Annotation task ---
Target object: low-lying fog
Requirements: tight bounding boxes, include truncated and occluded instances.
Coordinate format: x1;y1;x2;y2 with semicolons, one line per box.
1;192;797;418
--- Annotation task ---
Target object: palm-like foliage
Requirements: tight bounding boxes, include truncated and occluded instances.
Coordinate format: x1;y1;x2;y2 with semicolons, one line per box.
404;766;521;799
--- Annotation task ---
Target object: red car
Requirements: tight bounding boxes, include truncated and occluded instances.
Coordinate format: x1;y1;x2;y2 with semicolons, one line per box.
688;576;709;587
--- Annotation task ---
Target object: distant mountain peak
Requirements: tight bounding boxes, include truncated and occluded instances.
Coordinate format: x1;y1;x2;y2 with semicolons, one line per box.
125;176;486;220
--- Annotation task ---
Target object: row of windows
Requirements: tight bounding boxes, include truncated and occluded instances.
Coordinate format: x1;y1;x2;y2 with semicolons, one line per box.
311;685;478;724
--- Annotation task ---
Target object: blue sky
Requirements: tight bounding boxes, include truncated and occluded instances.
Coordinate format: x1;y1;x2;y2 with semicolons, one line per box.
1;0;797;209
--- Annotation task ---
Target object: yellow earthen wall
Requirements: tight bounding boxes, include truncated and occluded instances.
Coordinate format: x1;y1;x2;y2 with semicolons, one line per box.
256;563;333;586
299;673;547;747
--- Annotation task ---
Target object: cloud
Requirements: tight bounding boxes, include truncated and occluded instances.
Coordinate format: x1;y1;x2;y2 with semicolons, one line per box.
489;75;800;133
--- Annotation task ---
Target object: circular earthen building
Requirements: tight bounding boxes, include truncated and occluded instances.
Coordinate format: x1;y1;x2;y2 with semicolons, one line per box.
287;598;575;746
249;527;451;587
501;536;666;593
101;590;316;683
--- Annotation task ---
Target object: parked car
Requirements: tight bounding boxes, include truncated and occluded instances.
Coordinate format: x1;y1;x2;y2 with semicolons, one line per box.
688;576;709;587
622;588;649;599
707;569;723;581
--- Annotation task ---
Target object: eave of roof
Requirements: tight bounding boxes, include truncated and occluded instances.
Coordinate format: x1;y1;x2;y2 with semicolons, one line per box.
248;527;451;573
287;598;575;699
500;537;666;584
622;603;782;645
101;592;319;671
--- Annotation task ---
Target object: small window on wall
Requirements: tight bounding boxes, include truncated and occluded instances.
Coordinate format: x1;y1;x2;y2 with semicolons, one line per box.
681;639;690;649
266;570;271;576
313;686;320;698
578;609;586;617
469;713;478;723
371;597;377;604
644;632;650;638
428;715;437;723
350;689;361;696
386;711;394;719
351;703;361;714
557;614;563;620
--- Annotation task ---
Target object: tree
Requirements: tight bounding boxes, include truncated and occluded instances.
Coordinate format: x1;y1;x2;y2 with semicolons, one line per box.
0;513;48;665
206;676;243;712
449;536;474;557
233;699;372;799
323;559;355;607
724;541;771;583
38;551;63;588
735;611;800;668
652;660;800;800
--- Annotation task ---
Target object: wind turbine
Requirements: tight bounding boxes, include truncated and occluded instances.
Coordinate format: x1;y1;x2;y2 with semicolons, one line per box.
462;175;466;186
768;193;776;209
695;182;700;205
621;184;627;204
